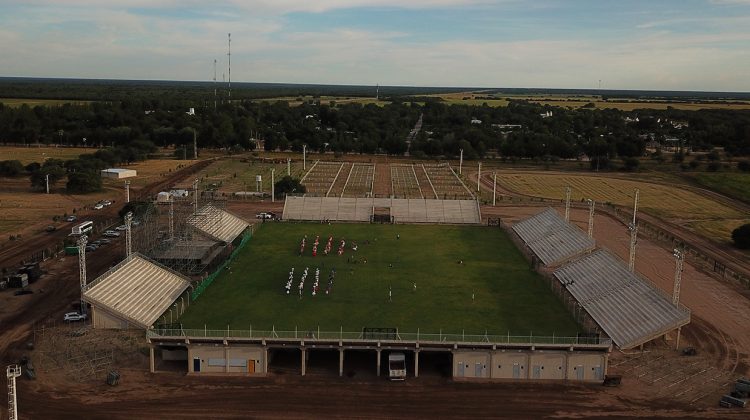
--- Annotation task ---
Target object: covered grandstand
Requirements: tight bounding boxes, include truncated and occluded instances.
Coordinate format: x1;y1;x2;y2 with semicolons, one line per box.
82;254;191;329
187;204;249;244
553;250;690;350
512;207;595;266
282;196;481;224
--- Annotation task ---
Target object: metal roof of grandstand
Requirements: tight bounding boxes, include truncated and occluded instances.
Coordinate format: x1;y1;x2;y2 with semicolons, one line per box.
82;254;191;329
512;208;595;266
187;204;249;243
553;249;691;350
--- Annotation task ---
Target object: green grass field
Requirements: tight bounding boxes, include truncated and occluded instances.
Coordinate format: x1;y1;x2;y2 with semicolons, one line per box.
692;172;750;204
180;223;580;336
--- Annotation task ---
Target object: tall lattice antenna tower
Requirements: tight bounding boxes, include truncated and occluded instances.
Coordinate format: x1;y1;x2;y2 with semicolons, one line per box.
628;189;640;272
587;199;595;238
125;212;133;259
77;235;88;313
227;33;231;102
213;59;217;110
672;248;685;306
7;365;21;420
564;186;571;221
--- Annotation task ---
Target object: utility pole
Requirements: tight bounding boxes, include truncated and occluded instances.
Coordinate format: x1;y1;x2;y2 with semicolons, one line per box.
459;149;464;175
193;127;198;159
45;173;50;194
227;33;231;102
587;199;595;238
628;189;640;272
193;178;199;214
169;197;174;240
125;180;131;203
287;158;291;176
303;145;307;170
492;172;497;206
213;59;217;110
564;186;571;221
271;168;275;203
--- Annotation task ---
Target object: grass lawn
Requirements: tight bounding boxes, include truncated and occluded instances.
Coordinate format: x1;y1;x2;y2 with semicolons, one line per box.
692;172;750;204
180;223;580;336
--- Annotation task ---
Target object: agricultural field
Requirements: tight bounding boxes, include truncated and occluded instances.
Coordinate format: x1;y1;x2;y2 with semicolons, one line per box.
495;172;750;242
0;98;92;108
180;223;579;336
255;95;387;107
691;172;750;204
0;146;89;165
173;157;304;193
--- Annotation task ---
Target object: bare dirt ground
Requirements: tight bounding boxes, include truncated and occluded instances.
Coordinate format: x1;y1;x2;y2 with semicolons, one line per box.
3;158;750;418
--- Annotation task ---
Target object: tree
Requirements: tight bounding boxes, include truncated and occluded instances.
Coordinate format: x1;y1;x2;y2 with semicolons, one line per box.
66;171;102;193
274;176;306;195
707;161;721;172
731;224;750;249
30;162;65;190
0;160;24;177
737;160;750;172
623;157;640;172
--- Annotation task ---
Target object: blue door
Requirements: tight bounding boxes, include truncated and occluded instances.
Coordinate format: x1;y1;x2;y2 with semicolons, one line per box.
193;358;201;372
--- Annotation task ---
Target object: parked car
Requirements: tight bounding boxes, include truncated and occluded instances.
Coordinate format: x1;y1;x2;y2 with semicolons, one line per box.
94;203;104;210
98;238;111;244
102;200;112;206
256;212;275;219
45;225;56;232
132;220;141;226
63;312;87;322
103;230;120;237
115;225;127;231
65;215;77;222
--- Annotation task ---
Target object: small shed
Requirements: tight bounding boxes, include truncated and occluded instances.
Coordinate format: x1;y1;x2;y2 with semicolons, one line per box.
101;168;137;179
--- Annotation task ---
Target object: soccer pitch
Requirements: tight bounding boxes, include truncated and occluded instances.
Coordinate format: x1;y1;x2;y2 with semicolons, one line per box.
180;223;580;336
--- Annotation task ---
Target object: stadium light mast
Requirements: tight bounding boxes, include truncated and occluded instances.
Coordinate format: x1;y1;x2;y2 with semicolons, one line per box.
125;212;133;259
6;364;21;420
564;186;571;221
672;248;685;307
492;172;497;206
459;149;464;175
271;168;275;203
287;158;291;176
227;33;231;102
587;199;595;238
628;189;640;272
193;178;199;214
77;234;88;314
125;180;131;203
477;162;481;192
672;247;685;349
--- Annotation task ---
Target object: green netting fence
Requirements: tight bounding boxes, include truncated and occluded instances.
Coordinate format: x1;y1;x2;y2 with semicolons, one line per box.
191;228;254;301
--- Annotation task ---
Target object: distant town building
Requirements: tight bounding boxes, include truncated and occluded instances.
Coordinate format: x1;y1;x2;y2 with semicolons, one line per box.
100;168;137;179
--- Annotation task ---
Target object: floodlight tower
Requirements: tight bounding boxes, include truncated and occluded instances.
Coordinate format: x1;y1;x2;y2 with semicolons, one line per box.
193;178;199;214
125;180;131;203
587;199;595;238
7;364;21;420
672;248;685;307
125;212;133;259
227;33;231;102
477;162;481;192
169;197;175;240
628;189;640;272
492;172;497;206
459;149;464;175
564;186;572;222
77;234;88;314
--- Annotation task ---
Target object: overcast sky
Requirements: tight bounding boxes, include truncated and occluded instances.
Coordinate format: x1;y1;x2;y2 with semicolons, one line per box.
1;0;749;91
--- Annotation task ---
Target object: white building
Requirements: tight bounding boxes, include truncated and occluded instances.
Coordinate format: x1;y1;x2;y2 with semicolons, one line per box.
101;168;137;179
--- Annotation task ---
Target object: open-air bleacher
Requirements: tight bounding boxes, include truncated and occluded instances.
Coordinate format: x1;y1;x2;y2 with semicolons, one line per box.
511;207;595;266
282;196;481;224
553;250;691;349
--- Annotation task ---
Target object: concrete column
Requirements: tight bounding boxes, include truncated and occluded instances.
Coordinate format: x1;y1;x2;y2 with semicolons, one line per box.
301;348;306;376
675;327;681;350
376;349;381;377
339;349;344;377
414;350;420;378
263;347;268;374
149;346;155;373
225;346;229;373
